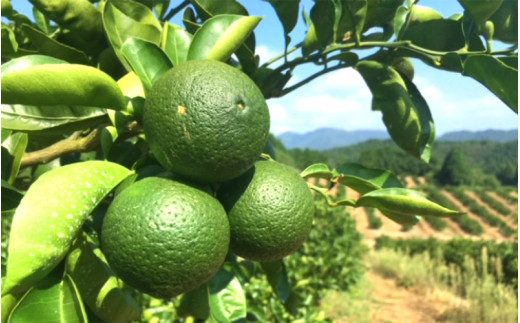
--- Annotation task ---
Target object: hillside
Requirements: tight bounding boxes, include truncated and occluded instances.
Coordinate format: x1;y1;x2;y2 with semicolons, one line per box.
278;128;517;150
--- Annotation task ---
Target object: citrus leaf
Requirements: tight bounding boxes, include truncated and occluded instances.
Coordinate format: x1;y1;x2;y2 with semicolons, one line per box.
3;161;132;294
8;274;87;323
32;6;50;35
100;126;119;159
300;163;333;180
161;23;192;65
463;54;518;113
1;64;126;110
66;233;141;323
357;188;465;218
1;54;67;75
20;24;88;64
0;104;108;132
1;132;28;184
208;265;246;323
261;260;290;303
121;37;173;93
1;23;19;58
355;60;434;162
332;162;403;195
458;0;502;25
102;0;162;71
187;14;261;62
29;0;105;57
265;0;299;50
379;209;420;226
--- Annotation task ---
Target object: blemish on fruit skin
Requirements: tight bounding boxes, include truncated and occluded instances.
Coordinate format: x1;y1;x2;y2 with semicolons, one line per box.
178;105;187;115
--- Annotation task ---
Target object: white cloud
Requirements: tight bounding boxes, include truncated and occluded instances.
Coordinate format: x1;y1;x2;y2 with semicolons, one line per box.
255;45;279;65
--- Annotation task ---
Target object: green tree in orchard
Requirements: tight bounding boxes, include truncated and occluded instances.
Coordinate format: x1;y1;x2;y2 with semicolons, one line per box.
1;0;517;322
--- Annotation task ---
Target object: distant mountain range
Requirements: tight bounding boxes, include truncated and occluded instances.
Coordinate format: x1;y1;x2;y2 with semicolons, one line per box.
277;128;518;150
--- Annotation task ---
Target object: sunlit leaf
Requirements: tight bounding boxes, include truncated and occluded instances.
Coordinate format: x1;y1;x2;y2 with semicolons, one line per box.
3;161;131;294
208;265;246;323
332;162;403;195
357;188;465;217
1;132;28;184
463;54;518;113
20;24;88;64
188;14;261;62
300;163;333;180
102;0;162;70
66;233;141;323
161;23;192;65
8;274;87;323
1;64;126;111
355;60;435;162
121;37;173;93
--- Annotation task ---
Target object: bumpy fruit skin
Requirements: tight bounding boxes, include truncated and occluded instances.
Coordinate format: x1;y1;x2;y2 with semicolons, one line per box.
217;161;315;262
101;177;230;298
143;60;270;183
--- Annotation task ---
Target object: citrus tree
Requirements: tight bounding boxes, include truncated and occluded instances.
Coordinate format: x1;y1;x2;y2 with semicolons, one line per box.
1;0;517;322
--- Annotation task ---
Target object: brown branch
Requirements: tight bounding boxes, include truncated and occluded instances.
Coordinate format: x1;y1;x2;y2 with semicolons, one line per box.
20;121;143;168
21;128;103;168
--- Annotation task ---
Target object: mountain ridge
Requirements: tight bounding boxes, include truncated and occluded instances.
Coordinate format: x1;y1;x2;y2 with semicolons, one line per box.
277;128;518;150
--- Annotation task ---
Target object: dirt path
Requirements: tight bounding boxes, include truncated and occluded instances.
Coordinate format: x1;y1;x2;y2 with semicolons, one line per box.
441;190;505;241
486;191;518;216
363;272;456;323
325;271;465;323
465;191;517;231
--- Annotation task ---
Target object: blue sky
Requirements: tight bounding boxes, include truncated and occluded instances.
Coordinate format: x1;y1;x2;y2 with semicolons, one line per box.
11;0;518;136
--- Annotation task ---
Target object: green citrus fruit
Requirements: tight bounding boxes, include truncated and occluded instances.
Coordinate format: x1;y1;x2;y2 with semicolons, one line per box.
143;60;270;183
217;161;315;262
101;177;230;298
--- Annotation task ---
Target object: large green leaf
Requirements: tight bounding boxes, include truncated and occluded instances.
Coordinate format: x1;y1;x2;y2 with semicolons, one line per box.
161;23;193;65
1;105;107;132
300;163;334;180
3;161;132;294
463;54;518;113
335;0;368;43
357;188;465;217
66;233;141;323
303;0;334;56
208;265;247;323
121;37;173;93
489;0;517;43
332;162;403;195
187;14;261;62
1;64;126;110
458;0;502;25
1;133;28;184
264;0;300;49
355;60;435;162
20;24;88;64
102;0;162;71
29;0;105;57
1;23;19;58
364;0;403;30
8;274;87;323
1;54;67;75
261;260;291;303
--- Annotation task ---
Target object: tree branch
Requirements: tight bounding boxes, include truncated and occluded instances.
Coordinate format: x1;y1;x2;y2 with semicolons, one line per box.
21;128;103;168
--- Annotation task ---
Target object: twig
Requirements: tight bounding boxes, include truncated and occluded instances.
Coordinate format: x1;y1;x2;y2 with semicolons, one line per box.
21;128;103;168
